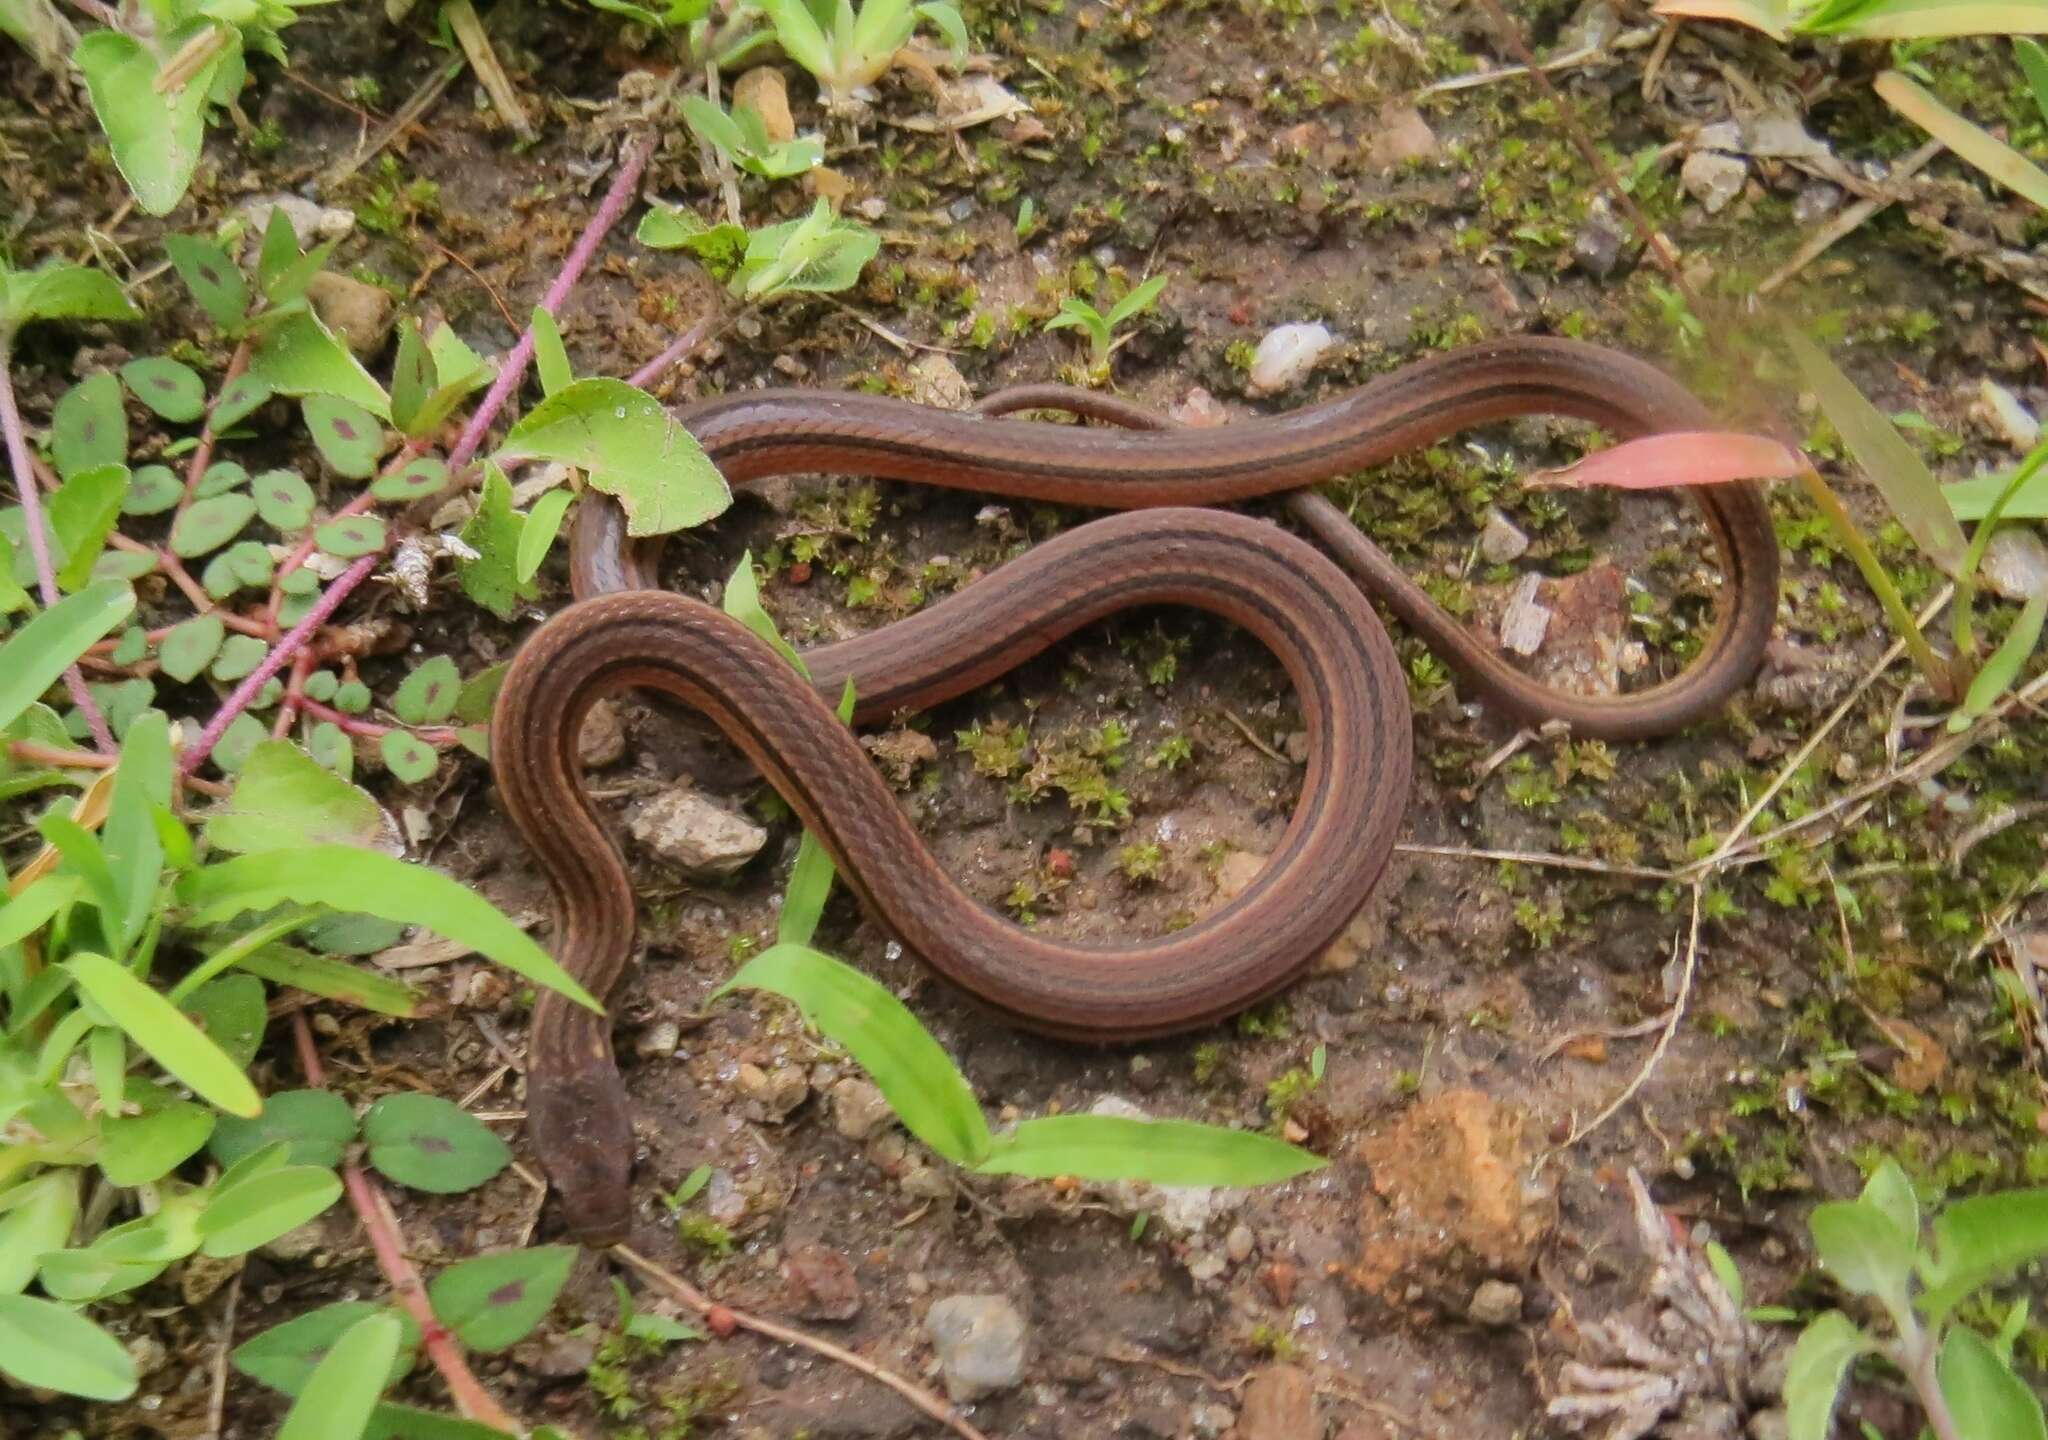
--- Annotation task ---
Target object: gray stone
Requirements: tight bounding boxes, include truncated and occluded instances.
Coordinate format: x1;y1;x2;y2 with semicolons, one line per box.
925;1294;1029;1402
1681;151;1746;215
831;1077;896;1140
1480;509;1530;564
1467;1278;1523;1326
629;786;768;877
1572;220;1623;278
1225;1223;1256;1263
1981;528;2048;601
635;1020;680;1058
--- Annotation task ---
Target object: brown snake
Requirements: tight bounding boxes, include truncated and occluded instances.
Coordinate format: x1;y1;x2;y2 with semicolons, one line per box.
492;336;1779;1243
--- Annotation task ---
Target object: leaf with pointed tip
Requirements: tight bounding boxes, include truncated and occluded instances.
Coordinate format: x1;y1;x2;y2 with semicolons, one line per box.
531;306;572;396
163;233;251;330
204;740;395;854
496;378;730;537
0;1293;138;1400
389;319;437;437
212;374;274;431
75;28;222;219
48;463;128;591
249;309;391;418
66;953;261;1116
514;488;573;584
233;1302;418;1399
455;462;532;619
277;1311;401;1440
1;260;139;331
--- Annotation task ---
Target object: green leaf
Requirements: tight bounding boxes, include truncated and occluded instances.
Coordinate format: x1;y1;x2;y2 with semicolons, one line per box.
1809;1198;1916;1320
975;1114;1324;1186
279;1311;402;1440
210;1088;357;1169
163;234;250;332
236;942;420;1016
248;309;391;419
171;492;258;558
257;205;302;295
66;953;261;1116
194;460;249;499
0;1172;78;1295
722;550;808;676
426;1246;577;1351
1103;273;1168;328
212;711;270;772
1918;1188;2048;1323
75;29;220;219
0;579;135;734
734;202;881;301
916;0;967;57
1784;1310;1869;1440
212;374;274;431
48;463;128;591
159;614;226;683
2020;39;2048;127
99;1097;216;1184
1940;1324;2048;1440
362;1092;512;1193
380;731;437;784
371;455;451;503
634;205;748;280
455;460;533;619
391;657;460;725
303;396;383;478
531;306;572;396
234;1302;419;1399
103;707;169;950
753;0;832;80
253;468;316;531
177;845;600;1010
207;740;396;853
1950;592;2048;732
1704;1241;1745;1309
314;514;386;559
179;973;268;1069
199;1163;344;1257
0;1293;139;1400
210;632;269;682
497;379;730;538
389;318;437;436
0;875;79;951
51;372;127;480
454;664;506;723
1;260;139;331
515;487;573;585
121;356;206;422
717;942;990;1164
123;464;183;517
1875;70;2048;209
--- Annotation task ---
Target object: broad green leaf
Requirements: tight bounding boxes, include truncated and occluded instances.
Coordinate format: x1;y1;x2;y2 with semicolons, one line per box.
454;663;506;723
51;372;126;480
48;463;128;591
1919;1187;2048;1322
531;306;572;396
380;731;437;783
100;1097;215;1184
1950;592;2048;732
314;514;386;559
1940;1325;2048;1440
455;461;532;619
233;1301;418;1398
199;1164;344;1257
916;1;968;57
0;1292;138;1400
426;1246;577;1351
974;1114;1324;1185
177;845;599;1010
753;0;831;80
75;28;220;218
389;319;437;436
248;309;391;419
496;378;730;538
1809;1198;1916;1319
734;202;881;301
1787;331;1968;577
514;487;573;584
236;943;420;1016
210;1088;357;1168
717;943;990;1164
205;740;395;853
0;1172;78;1295
121;356;205;422
362;1092;511;1193
0;579;134;733
66;953;260;1116
371;455;451;502
303;911;406;955
278;1311;402;1440
1784;1310;1869;1440
162;234;250;331
2;260;139;330
178;973;267;1070
1874;71;2048;210
123;464;183;516
303;396;383;478
391;656;460;725
253;468;316;531
103;708;169;951
171;492;258;558
366;1403;526;1440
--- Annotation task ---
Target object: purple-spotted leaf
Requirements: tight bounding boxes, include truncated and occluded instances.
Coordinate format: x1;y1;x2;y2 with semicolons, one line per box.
391;657;460;725
379;731;437;784
253;469;315;531
120;357;205;422
362;1093;510;1193
51;372;127;481
370;455;450;502
163;234;250;330
194;460;249;499
304;397;383;479
171;494;257;558
211;1089;358;1169
212;375;274;432
158;613;226;683
232;1301;419;1399
123;465;182;516
426;1247;577;1353
316;515;386;559
201;540;275;599
515;488;574;584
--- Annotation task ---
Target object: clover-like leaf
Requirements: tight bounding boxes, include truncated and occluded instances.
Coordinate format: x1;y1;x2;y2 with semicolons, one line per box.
391;657;460;725
171;493;258;558
426;1247;578;1352
122;464;182;516
51;371;126;481
304;396;383;478
212;374;274;431
211;633;269;682
316;515;386;559
379;732;437;784
211;1089;358;1169
162;233;250;331
159;613;226;683
371;455;450;502
253;468;315;531
362;1093;511;1193
121;357;206;422
194;460;249;499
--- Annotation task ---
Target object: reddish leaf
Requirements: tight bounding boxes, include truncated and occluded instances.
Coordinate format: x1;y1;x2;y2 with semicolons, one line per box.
1524;431;1806;491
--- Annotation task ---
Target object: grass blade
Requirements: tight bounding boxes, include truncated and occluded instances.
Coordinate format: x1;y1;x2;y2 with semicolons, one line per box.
1874;71;2048;211
973;1114;1325;1186
1950;592;2048;732
0;579;135;733
65;953;261;1117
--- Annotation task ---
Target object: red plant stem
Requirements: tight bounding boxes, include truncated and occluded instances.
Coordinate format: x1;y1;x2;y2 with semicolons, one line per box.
626;316;717;390
272;651;317;738
179;553;378;774
0;350;115;752
447;133;657;473
178;339;251;513
294;695;460;745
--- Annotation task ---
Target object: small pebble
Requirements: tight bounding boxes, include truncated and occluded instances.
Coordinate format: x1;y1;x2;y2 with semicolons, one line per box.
1225;1224;1256;1263
1247;322;1334;397
925;1295;1030;1402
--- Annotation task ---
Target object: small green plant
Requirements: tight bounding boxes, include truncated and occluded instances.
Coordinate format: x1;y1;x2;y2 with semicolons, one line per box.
711;556;1324;1190
1044;274;1169;375
679;93;824;180
751;0;969;111
1783;1158;2048;1440
639;198;882;302
1652;0;2041;46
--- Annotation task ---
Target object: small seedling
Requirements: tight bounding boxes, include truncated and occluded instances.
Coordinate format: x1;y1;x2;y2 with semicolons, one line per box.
680;93;825;180
751;0;969;111
1044;274;1169;374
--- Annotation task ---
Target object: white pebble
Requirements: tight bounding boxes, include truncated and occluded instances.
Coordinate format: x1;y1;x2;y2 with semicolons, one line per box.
1247;323;1335;397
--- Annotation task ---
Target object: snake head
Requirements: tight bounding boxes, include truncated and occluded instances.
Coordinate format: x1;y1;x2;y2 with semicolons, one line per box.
528;1063;636;1247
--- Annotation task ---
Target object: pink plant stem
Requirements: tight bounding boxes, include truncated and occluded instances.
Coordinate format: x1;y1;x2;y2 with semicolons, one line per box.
626;316;716;390
0;352;116;752
447;133;657;472
179;553;377;774
295;695;460;746
177;339;250;514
